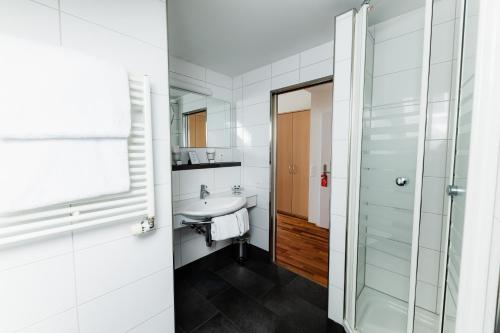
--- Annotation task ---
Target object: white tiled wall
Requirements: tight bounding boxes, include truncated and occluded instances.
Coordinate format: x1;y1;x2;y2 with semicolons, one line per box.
233;40;334;251
328;10;354;323
0;1;174;332
172;166;242;267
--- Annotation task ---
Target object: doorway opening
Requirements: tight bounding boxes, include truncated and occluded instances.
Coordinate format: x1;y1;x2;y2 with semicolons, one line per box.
271;79;334;287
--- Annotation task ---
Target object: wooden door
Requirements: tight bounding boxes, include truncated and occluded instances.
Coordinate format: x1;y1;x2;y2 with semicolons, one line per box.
291;110;310;218
195;112;206;147
187;111;207;147
276;113;293;214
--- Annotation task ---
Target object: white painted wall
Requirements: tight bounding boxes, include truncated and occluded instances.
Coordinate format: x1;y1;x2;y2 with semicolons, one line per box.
233;40;334;251
0;0;174;332
277;90;311;113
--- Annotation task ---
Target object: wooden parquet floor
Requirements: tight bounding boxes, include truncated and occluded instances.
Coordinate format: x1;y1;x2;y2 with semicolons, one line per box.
276;213;329;287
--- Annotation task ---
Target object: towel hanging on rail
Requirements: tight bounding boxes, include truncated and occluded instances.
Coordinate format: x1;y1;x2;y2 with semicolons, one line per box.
0;34;131;139
0;34;132;213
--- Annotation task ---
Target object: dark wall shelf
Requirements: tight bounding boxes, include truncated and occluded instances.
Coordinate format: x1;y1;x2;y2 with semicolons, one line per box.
172;162;241;171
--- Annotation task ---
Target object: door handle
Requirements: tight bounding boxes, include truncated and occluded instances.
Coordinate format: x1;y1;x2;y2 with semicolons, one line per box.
395;177;408;187
447;185;465;197
292;165;297;174
288;165;292;174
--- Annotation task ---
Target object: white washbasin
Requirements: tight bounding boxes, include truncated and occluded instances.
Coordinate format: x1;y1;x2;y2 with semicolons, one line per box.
179;196;246;220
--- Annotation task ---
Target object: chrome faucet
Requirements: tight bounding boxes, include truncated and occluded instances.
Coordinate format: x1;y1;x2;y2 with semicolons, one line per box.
200;184;210;199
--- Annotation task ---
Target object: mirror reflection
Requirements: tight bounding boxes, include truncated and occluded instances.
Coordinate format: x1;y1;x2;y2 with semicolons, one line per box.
170;88;232;148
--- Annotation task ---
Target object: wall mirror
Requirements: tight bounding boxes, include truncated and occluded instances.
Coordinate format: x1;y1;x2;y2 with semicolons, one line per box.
170;87;232;148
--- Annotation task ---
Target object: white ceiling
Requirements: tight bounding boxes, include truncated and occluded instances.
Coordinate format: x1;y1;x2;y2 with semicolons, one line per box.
167;0;360;76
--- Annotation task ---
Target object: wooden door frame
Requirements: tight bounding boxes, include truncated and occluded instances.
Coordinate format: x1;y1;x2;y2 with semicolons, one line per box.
269;76;334;263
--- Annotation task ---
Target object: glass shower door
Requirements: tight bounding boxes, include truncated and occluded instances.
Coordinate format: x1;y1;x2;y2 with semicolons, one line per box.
354;0;430;331
441;0;479;331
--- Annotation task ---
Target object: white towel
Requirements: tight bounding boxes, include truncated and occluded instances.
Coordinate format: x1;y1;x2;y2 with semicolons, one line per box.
0;34;131;139
0;139;130;213
211;214;240;241
235;208;250;236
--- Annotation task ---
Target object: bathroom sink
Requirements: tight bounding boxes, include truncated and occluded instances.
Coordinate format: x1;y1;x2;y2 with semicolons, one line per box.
179;196;246;220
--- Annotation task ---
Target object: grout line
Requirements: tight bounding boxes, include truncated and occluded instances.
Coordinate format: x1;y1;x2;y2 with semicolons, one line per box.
124;306;171;332
77;265;172;306
13;306;76;333
59;10;167;51
70;231;82;332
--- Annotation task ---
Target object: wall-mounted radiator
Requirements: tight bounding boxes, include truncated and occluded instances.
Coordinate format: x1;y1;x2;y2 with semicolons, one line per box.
0;75;155;246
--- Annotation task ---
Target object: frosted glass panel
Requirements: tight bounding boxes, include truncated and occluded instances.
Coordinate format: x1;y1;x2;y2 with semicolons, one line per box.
442;0;479;331
354;1;427;331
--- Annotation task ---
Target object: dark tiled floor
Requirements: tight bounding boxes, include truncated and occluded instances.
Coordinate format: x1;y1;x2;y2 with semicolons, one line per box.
174;245;345;333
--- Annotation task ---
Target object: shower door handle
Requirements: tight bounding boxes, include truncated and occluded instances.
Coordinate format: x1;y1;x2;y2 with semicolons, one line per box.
447;185;465;197
395;177;408;187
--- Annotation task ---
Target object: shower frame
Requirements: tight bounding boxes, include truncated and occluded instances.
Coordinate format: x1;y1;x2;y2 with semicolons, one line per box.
344;0;500;332
344;0;451;332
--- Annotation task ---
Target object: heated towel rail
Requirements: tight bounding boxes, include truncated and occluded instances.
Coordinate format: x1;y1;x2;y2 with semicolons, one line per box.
0;74;155;246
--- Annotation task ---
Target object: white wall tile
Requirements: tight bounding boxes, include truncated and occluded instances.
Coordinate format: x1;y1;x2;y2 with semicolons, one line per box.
18;309;78;333
151;93;170;140
243;79;271;106
244;124;270;147
244;147;269;167
78;268;173;333
242;65;271;86
249;207;269;230
331;179;347;216
180;234;218;266
332;100;350;140
421;177;445;214
419;212;443;251
214;166;241;191
60;0;167;49
331;214;346;252
169;56;205;81
271;54;300;76
249;226;269;251
61;14;168;94
330;250;345;289
206;69;232;89
244;167;270;189
333;59;352;102
328;286;344;323
334;16;352;62
74;229;172;303
128;307;175;333
424;140;448;177
153;139;171;185
244;102;270;127
179;169;214;196
271;70;300;90
0;0;60;46
0;234;72;272
331;140;349;179
299;58;333;83
0;254;76;332
300;41;334;67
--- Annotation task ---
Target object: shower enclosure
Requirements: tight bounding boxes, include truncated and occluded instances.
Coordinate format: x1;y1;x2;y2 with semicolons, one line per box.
345;0;479;332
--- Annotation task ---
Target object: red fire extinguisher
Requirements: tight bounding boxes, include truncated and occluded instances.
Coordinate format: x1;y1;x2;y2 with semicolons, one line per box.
321;164;329;187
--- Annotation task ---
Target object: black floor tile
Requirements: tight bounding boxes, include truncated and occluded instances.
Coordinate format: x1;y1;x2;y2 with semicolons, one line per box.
245;259;297;286
174;282;219;332
211;287;294;333
285;275;329;311
216;262;275;298
186;269;231;300
261;286;328;333
327;319;346;333
191;313;242;333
